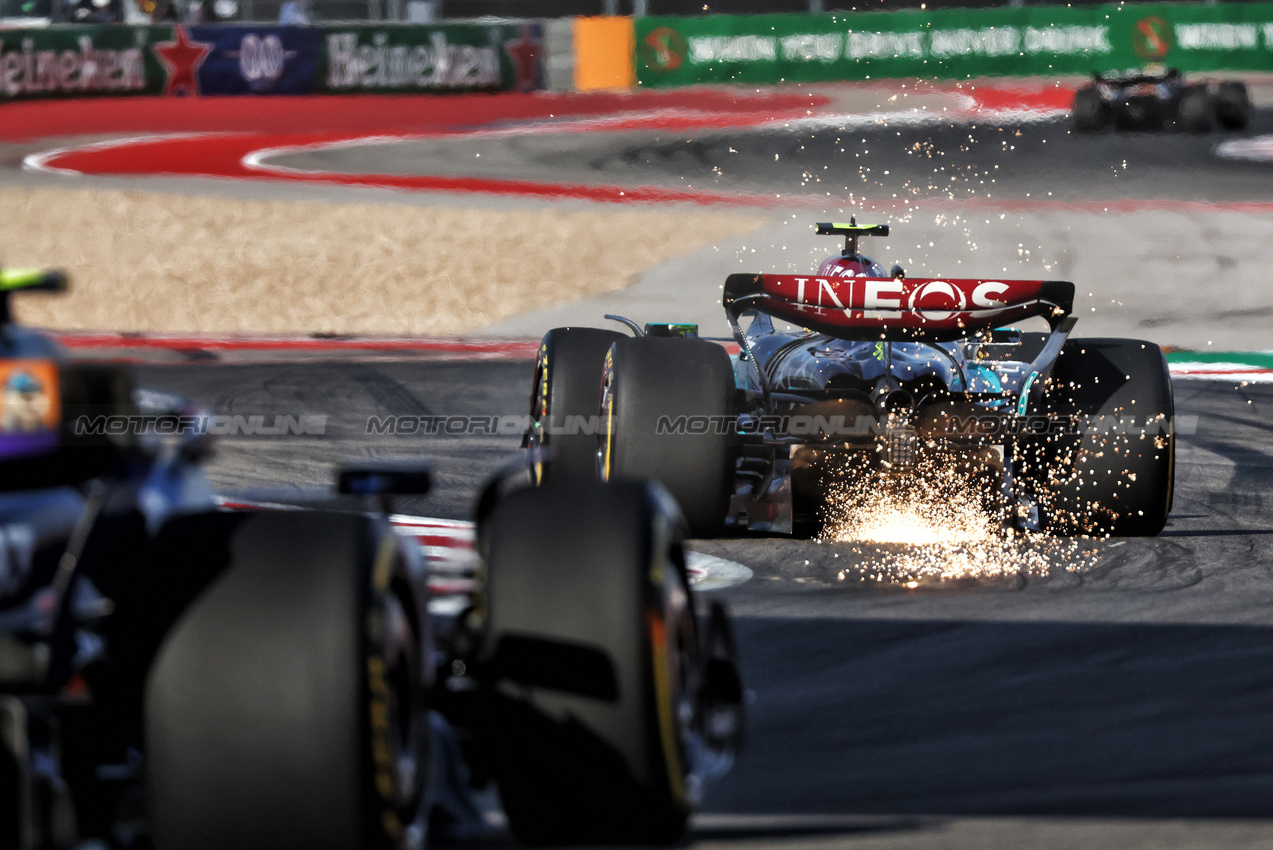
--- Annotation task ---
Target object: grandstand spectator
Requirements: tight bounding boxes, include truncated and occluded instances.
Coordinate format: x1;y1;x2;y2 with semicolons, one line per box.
66;0;123;22
278;0;308;23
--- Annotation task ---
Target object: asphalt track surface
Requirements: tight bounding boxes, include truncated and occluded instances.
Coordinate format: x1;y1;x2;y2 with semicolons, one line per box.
15;88;1273;847
272;104;1273;205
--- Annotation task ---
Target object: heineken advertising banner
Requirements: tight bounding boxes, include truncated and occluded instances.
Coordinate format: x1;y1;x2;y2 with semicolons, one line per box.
318;22;544;93
0;20;543;100
636;3;1273;87
0;25;166;99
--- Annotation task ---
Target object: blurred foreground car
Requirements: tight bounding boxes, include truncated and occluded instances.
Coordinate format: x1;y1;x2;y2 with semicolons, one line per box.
527;221;1174;539
1071;67;1250;132
0;269;743;849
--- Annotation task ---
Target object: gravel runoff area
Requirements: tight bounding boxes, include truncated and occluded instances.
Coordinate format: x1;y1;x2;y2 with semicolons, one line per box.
8;180;1270;351
0;186;763;335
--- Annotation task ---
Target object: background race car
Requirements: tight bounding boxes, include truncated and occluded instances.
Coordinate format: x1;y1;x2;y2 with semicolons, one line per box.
1071;67;1251;133
527;221;1175;540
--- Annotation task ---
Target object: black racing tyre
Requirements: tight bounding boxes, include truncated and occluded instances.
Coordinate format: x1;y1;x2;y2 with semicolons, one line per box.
527;327;626;482
479;479;698;846
1071;88;1108;133
0;731;17;850
1022;338;1174;537
145;511;427;850
601;337;735;538
1177;85;1213;133
1216;80;1251;129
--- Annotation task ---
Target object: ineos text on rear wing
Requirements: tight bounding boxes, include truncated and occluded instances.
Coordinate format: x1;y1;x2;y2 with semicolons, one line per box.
723;273;1074;342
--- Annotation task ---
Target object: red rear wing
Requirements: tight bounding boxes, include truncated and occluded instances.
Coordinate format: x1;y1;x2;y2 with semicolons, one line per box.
723;273;1075;341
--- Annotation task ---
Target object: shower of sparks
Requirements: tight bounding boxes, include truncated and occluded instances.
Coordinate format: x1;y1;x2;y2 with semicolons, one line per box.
819;455;1096;586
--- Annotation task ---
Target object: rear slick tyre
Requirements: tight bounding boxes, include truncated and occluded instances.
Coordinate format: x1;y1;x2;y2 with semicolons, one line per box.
1216;81;1251;129
1071;88;1108;132
145;512;427;850
1023;339;1174;537
527;327;625;481
600;337;734;538
479;479;698;846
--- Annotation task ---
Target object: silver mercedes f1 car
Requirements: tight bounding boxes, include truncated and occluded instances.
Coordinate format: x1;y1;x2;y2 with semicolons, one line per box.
527;220;1174;539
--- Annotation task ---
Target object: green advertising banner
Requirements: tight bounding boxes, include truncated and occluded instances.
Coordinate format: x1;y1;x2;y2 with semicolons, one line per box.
636;3;1273;87
316;22;543;94
0;25;169;99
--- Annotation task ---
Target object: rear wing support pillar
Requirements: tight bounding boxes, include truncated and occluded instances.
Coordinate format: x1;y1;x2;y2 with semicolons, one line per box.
1016;316;1078;416
723;273;773;408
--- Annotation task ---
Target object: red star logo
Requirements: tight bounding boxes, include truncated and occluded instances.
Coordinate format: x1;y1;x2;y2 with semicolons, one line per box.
154;26;212;97
504;26;541;93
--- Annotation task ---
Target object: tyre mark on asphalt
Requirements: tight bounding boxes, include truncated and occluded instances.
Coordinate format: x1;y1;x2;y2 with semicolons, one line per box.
350;364;434;418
